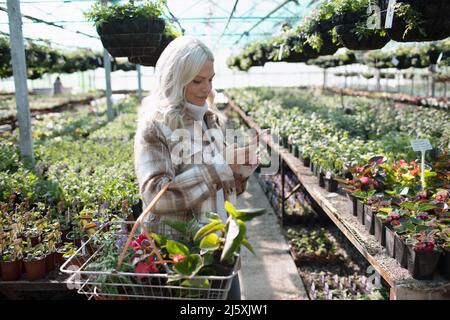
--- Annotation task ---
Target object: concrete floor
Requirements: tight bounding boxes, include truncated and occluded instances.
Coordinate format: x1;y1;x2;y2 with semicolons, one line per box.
236;174;308;300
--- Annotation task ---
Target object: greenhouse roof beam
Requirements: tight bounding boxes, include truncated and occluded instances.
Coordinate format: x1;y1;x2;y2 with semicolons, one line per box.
0;5;99;39
233;0;299;46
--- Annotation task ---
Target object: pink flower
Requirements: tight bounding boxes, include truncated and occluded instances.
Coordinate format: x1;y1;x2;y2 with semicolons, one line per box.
399;160;408;169
356;166;364;173
173;254;186;263
376;158;383;165
359;177;370;184
436;190;449;202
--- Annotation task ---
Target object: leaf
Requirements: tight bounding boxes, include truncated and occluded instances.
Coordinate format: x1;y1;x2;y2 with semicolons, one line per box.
224;201;238;218
199;233;220;251
378;207;393;214
241;238;255;255
193;220;222;242
221;218;246;262
418;203;436;212
174;254;203;278
163;219;190;234
234;208;266;221
400;202;417;211
205;212;221;221
166;240;189;256
180;278;210;288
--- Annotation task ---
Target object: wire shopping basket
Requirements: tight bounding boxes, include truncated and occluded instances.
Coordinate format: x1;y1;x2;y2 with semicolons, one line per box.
60;184;240;300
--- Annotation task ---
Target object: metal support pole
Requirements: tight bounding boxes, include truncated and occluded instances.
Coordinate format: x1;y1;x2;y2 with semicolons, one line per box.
280;157;285;228
7;0;34;162
137;64;142;103
103;49;114;121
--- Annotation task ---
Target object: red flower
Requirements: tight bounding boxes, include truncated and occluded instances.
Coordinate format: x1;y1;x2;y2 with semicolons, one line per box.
393;164;398;171
173;254;186;263
134;259;159;277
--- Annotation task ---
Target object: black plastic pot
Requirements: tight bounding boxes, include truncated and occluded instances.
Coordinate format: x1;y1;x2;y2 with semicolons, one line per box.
407;246;441;280
346;193;357;216
374;216;387;247
335;23;390;50
385;226;396;258
324;177;338;193
364;206;375;235
356;200;365;225
301;156;310;167
309;161;314;173
438;248;450;280
394;234;408;268
293;145;300;158
97;18;165;58
318;172;326;188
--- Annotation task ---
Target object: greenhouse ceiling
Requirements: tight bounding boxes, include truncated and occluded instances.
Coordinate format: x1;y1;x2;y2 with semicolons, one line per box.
0;0;318;54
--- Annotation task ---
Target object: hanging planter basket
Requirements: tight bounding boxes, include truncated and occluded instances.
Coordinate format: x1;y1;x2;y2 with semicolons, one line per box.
381;0;450;42
335;24;390;50
97;18;165;58
316;32;339;56
128;35;174;67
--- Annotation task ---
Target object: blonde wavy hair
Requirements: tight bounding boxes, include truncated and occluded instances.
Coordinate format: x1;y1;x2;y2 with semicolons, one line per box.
141;36;224;130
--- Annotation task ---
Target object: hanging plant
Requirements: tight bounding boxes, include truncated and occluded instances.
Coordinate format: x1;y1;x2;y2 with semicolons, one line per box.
85;0;166;58
379;0;450;42
332;0;390;51
128;22;181;66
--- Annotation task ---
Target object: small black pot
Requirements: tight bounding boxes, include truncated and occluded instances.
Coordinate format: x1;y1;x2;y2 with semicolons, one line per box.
407;246;441;280
346;193;357;217
318;172;326;188
438;248;450;280
364;206;375;235
394;234;408;268
385;226;396;258
309;161;314;173
301;156;310;167
356;200;365;225
293;145;300;158
324;177;338;193
374;216;387;247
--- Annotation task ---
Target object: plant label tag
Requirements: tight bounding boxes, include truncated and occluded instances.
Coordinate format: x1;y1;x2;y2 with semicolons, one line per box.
410;139;432;152
400;187;409;196
367;0;372;13
278;44;284;61
385;0;397;29
391;57;399;66
437;52;443;65
325;171;332;179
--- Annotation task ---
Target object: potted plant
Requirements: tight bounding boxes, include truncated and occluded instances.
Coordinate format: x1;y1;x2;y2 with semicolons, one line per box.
379;0;450;42
437;232;450;280
332;0;390;51
406;230;442;280
85;0;166;58
23;244;47;281
0;243;23;281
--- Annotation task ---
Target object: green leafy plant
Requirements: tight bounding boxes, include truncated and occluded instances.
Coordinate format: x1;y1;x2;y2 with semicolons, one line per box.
84;0;165;28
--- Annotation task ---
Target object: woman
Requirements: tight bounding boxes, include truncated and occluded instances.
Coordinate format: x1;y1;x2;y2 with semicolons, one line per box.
134;36;263;299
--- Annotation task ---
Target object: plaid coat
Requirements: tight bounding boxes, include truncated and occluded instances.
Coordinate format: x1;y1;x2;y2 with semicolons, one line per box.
134;106;249;223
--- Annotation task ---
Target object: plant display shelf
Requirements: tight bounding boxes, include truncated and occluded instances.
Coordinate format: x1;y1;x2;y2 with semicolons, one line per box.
229;98;450;300
0;270;70;299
